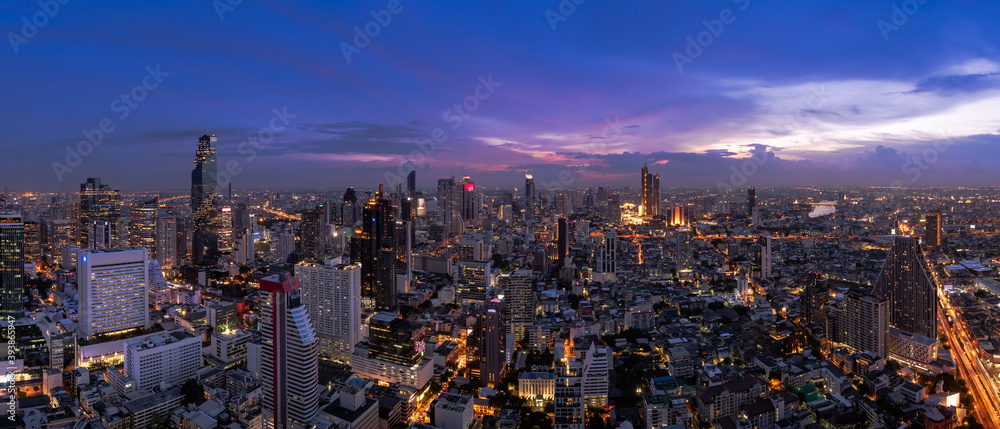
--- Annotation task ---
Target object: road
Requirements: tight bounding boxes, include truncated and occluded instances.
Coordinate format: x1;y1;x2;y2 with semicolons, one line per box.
937;303;1000;428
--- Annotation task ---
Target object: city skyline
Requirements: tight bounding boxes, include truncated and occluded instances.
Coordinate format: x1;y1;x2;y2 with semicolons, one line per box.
2;2;1000;191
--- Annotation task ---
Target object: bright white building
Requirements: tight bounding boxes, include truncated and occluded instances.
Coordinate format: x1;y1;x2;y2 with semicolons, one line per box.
296;261;362;364
78;247;150;339
581;342;610;406
123;329;201;392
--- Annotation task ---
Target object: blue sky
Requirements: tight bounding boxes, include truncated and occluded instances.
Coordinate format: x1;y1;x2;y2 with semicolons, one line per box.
2;0;999;191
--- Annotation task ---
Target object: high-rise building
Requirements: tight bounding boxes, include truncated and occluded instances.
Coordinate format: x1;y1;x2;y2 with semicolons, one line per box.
79;178;122;249
873;236;937;338
607;194;621;223
123;329;201;392
260;273;322;429
480;298;505;388
925;210;942;247
78;247;150;339
342;187;359;227
747;187;756;220
50;219;76;263
296;261;362;364
368;312;421;367
156;213;178;268
506;269;535;341
129;198;158;259
457;236;491;262
456;260;492;305
0;212;25;318
802;276;829;327
554;361;585;429
192;134;219;266
597;228;617;279
641;163;660;218
218;205;235;254
525;174;536;218
557;217;568;267
23;221;40;264
827;291;889;357
581;342;610;407
355;185;396;310
301;208;324;261
438;177;460;237
406;170;416;199
275;232;295;263
676;226;693;274
752;234;772;279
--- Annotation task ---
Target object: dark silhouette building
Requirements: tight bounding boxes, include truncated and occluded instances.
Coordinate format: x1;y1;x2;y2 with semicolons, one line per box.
641;164;660;218
481;298;505;388
747;186;756;219
191;134;219;266
0;212;24;318
873;236;937;338
79;177;121;249
925;210;942;247
353;184;396;310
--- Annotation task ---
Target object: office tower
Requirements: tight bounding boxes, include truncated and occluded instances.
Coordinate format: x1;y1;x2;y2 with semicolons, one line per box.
607;194;621;223
747;187;756;219
873;236;937;338
356;185;396;310
260;273;322;429
296;261;362;364
342;187;359;227
23;221;40;264
640;163;660;218
581;342;610;406
50;219;75;262
235;231;253;266
78;247;150;339
0;212;25;318
438;177;459;237
175;217;188;264
525;174;536;218
456;260;492;305
123;329;201;392
406;170;416;199
752;234;772;279
557;217;568;267
192;134;219;267
671;205;689;226
273;232;294;263
156;213;178;268
676;226;694;274
827;291;889;357
554;361;585;429
301;208;324;261
368;312;421;366
218;206;235;253
457;236;491;262
129;198;158;259
751;206;761;226
925;210;942;247
86;219;114;249
79;178;122;249
459;176;479;220
394;220;412;294
506;269;535;340
598;228;617;277
802;276;830;326
481;298;505;388
554;193;568;217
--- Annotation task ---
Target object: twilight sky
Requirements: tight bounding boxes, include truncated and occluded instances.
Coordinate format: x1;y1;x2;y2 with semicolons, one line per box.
2;0;1000;192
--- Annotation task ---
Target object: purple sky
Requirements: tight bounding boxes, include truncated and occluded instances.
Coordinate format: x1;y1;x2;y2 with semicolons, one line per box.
2;0;999;192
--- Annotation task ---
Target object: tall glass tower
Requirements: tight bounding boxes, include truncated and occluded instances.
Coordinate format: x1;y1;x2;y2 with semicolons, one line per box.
874;235;937;338
191;134;219;266
0;212;25;319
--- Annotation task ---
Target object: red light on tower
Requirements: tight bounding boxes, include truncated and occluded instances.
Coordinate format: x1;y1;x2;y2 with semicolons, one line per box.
465;183;475;192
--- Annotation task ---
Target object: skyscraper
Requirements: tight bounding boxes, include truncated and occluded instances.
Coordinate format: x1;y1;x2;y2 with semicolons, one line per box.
480;298;505;388
506;269;535;341
598;228;617;279
342;187;359;227
557;217;568;267
0;212;25;319
581;342;610;407
355;185;396;310
752;234;772;280
456;260;492;305
78;247;150;339
300;208;324;261
192;134;219;266
873;236;937;338
925;210;942;247
802;276;830;327
406;170;416;199
218;205;235;253
79;178;121;249
296;261;362;364
129;198;158;259
525;174;536;218
438;177;459;237
641;163;660;218
260;273;321;429
554;361;585;429
747;186;756;219
460;176;479;220
23;221;40;264
676;226;693;274
827;290;889;357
